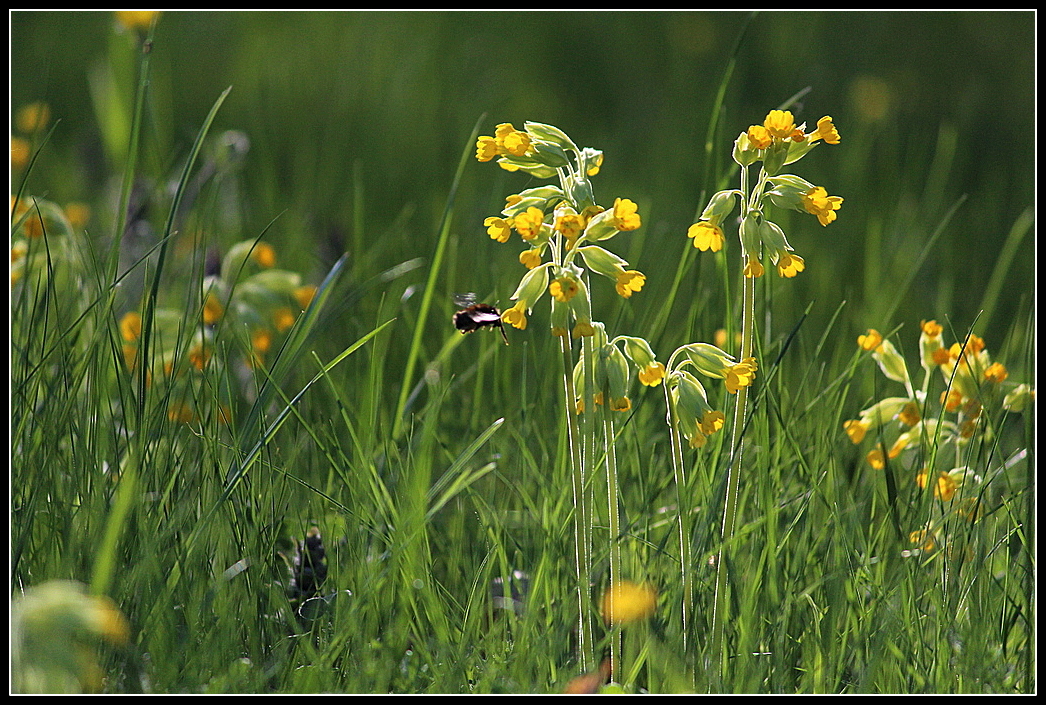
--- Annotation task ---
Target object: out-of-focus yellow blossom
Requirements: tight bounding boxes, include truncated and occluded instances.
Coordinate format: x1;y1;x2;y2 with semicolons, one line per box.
294;285;317;310
250;242;276;268
202;292;224;325
15;102;51;135
273;307;296;333
909;528;938;552
916;469;959;502
983;361;1008;383
11;136;31;170
12;580;131;694
119;311;142;342
601;581;657;626
572;320;595;338
116;10;160;32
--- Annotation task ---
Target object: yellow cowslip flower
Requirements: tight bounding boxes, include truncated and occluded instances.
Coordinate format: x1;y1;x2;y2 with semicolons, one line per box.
610;396;632;412
612;197;641;231
64;202;91;230
513;207;545;241
688;429;709;448
251;242;276;268
119;311;142;342
614;270;645;298
494;122;531;157
11;137;31;170
294;285;317;310
723;357;758;394
501;301;528;330
700;409;726;436
189;342;211;370
1003;384;1034;413
202;292;224;325
484;216;514;243
763;110;796;139
858;328;883;351
898;400;921;426
941;388;964;413
167;402;195;424
549;277;579;303
802;186;843;226
572;320;595;338
601;581;657;626
920;319;944;368
116;10;160;32
984;361;1008;383
746;124;772;150
476;135;499;162
776;252;805;278
843;418;869;444
638;361;666;387
519;247;542;269
252;328;273;355
586;151;604;176
554;211;585;241
866;448;886;470
806;115;841;145
743;254;764;278
687;221;725;252
909;529;938;552
15;102;51;135
273;306;296;333
916;469;958;502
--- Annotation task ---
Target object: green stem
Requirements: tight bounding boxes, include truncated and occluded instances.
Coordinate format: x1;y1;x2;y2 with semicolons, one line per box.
560;335;592;672
602;396;622;680
664;383;691;656
709;269;755;691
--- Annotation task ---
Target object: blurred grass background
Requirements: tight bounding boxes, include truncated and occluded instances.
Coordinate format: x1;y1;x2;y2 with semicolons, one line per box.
11;10;1035;694
12;10;1035;349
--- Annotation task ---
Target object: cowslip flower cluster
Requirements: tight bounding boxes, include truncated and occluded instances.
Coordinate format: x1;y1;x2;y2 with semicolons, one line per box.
843;320;1033;530
687;110;842;279
119;238;317;424
11;194;81;291
662;342;757;449
476;121;646;340
476;121;671;416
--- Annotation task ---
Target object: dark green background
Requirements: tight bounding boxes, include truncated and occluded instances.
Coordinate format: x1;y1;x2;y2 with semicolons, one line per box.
12;10;1035;351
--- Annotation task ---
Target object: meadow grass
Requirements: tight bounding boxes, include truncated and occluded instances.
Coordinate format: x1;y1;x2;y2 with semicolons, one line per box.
11;12;1034;694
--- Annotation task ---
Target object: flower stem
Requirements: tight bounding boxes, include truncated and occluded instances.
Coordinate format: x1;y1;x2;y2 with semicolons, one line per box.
602;396;622;679
664;383;691;655
561;335;592;672
708;267;755;691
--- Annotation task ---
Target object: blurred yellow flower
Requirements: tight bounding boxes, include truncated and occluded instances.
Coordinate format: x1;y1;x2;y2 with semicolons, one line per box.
601;581;657;626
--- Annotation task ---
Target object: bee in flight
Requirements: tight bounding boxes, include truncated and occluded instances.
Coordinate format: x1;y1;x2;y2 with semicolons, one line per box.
453;294;509;345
